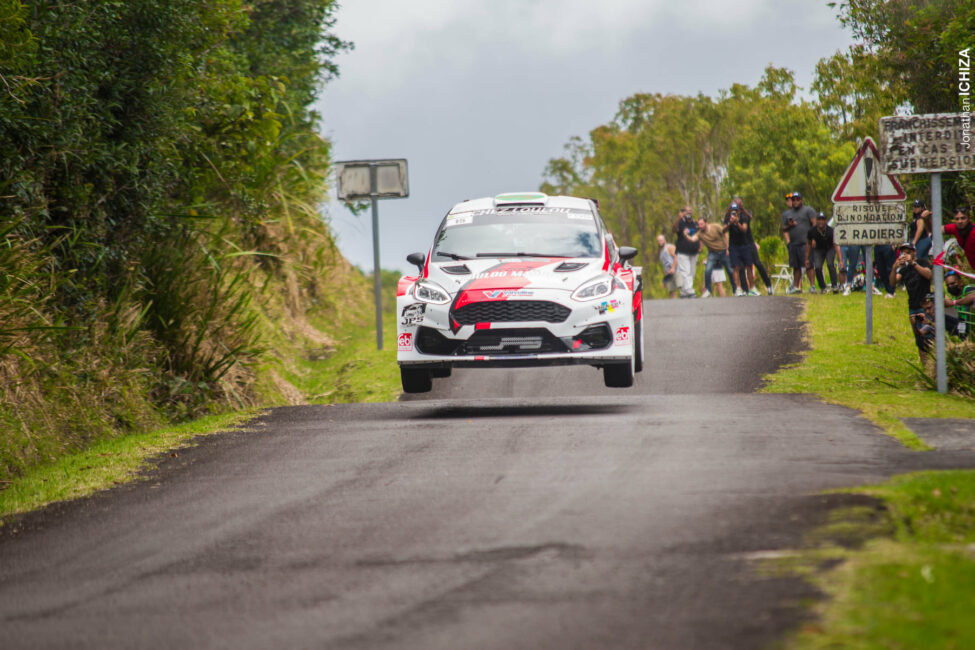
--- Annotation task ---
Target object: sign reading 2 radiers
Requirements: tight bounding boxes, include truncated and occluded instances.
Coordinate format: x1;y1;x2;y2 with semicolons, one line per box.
831;137;907;245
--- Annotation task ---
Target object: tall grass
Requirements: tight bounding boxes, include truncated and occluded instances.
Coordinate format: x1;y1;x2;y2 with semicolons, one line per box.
141;225;265;418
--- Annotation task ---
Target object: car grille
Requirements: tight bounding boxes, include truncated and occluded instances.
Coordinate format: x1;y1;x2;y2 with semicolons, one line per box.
461;328;568;355
452;300;571;325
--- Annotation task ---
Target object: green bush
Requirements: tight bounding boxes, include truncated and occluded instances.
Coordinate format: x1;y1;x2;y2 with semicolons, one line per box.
0;0;352;479
758;235;785;270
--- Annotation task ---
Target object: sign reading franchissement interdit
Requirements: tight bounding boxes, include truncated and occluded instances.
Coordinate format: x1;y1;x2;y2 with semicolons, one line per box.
879;113;975;174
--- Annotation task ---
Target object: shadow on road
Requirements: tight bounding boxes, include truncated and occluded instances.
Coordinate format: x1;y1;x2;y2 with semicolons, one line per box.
407;402;633;420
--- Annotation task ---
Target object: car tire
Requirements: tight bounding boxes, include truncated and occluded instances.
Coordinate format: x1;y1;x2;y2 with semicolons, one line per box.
603;357;634;388
401;367;432;393
634;318;644;373
430;367;452;378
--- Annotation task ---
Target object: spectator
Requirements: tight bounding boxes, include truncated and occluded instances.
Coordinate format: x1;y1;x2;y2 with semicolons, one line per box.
724;203;760;296
841;244;865;295
729;196;773;295
806;212;843;293
673;205;701;298
944;206;975;271
911;294;938;355
691;215;736;298
657;234;678;299
945;269;975;337
874;244;898;298
913;292;966;354
909;199;932;262
890;241;932;327
781;191;817;293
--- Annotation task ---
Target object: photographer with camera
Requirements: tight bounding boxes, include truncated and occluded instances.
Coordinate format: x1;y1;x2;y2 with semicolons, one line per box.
890;242;932;335
913;292;966;355
726;196;773;295
724;203;759;296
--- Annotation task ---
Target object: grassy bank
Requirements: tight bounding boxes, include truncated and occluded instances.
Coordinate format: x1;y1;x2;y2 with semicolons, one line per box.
763;292;975;448
0;270;401;522
763;292;975;648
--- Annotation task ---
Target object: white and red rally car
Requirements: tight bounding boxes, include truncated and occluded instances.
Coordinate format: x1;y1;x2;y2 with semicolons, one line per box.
396;192;644;393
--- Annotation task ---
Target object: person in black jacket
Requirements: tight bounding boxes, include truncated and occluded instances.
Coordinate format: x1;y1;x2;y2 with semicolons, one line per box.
806;212;844;293
727;196;773;295
672;205;701;298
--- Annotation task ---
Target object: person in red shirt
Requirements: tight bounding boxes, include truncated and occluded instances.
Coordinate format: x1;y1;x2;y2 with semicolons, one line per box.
944;207;975;270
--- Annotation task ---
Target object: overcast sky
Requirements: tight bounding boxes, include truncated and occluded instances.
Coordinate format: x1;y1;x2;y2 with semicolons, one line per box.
315;0;855;273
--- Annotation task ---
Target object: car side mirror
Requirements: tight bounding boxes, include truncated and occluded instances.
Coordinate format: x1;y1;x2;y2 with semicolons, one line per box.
406;252;426;274
618;246;638;262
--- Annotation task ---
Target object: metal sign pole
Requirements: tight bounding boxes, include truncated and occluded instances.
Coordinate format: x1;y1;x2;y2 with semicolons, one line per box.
370;164;383;351
931;172;946;393
865;245;874;344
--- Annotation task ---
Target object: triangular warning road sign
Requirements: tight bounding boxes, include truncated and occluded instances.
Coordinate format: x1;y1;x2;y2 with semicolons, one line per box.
831;137;907;203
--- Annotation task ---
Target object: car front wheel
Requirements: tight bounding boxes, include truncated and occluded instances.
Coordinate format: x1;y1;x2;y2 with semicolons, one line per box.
634;318;644;373
603;355;634;388
401;367;432;393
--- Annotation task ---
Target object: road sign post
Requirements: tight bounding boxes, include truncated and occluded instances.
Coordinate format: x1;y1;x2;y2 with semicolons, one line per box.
831;137;907;345
865;246;874;344
931;172;945;393
880;113;975;394
335;159;410;350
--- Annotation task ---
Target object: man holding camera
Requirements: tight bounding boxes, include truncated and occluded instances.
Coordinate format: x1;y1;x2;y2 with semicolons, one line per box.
724;203;759;296
890;242;932;332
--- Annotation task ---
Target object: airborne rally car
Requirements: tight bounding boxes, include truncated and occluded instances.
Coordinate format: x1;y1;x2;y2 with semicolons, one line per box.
396;193;644;393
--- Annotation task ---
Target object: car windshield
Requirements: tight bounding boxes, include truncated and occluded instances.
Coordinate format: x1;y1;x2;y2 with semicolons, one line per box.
432;206;601;261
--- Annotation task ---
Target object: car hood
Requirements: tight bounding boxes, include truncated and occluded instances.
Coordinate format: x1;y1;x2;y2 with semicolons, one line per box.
427;257;602;307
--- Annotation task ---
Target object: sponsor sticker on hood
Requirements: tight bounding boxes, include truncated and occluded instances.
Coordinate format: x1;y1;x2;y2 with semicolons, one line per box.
400;303;425;326
483;289;534;299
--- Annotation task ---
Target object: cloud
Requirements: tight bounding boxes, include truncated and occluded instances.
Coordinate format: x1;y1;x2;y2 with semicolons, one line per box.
320;0;855;270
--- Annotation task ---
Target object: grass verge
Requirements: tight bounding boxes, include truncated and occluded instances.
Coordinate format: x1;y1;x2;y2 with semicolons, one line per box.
0;271;403;523
0;410;259;521
762;293;975;648
788;472;975;650
268;268;400;405
762;292;975;449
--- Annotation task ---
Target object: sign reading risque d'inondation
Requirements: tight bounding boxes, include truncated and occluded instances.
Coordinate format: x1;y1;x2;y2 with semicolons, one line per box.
834;202;907;245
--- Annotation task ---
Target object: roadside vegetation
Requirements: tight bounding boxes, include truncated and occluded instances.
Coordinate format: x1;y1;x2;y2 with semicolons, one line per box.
764;293;975;647
763;293;975;448
0;279;399;521
0;0;356;484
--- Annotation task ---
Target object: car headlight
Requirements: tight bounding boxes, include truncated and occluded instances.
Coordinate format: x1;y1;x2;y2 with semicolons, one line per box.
572;275;616;301
414;280;451;304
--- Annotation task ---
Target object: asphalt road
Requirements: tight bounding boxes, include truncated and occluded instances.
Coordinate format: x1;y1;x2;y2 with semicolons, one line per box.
2;297;972;649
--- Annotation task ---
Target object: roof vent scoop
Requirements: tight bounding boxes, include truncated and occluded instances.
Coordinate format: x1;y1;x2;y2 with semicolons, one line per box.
555;262;588;272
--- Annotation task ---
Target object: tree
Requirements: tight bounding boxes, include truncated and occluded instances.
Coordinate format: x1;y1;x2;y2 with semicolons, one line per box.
831;0;975;208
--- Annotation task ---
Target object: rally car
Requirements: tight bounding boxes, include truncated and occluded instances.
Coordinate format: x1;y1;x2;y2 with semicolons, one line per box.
396;192;644;393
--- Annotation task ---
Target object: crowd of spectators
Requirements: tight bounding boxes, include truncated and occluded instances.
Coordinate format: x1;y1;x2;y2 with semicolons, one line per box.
656;195;975;356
